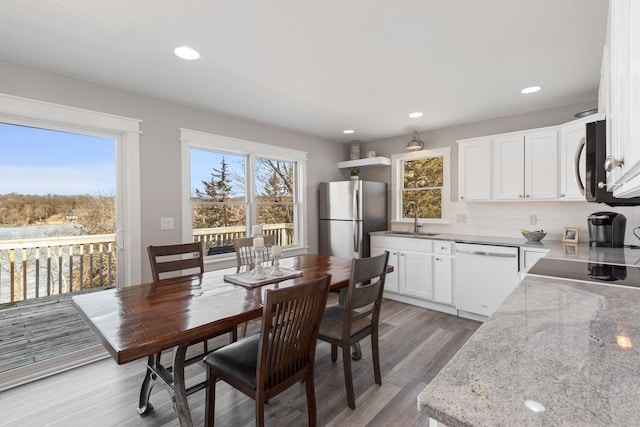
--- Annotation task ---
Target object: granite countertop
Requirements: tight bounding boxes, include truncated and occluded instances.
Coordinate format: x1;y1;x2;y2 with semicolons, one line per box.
417;274;640;426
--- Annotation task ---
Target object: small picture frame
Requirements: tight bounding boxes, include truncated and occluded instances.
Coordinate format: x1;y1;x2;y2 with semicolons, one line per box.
562;227;579;243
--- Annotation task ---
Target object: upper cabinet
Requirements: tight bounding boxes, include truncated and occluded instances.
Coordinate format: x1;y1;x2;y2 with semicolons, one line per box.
606;0;640;197
458;138;491;201
492;133;525;200
492;129;557;200
459;127;558;202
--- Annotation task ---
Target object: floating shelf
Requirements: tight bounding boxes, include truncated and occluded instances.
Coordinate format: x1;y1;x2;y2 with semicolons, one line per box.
338;156;391;169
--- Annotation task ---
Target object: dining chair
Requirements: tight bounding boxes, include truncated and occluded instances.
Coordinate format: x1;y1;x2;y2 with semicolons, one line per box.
148;242;206;281
147;243;237;397
234;235;276;272
203;274;331;427
317;251;389;409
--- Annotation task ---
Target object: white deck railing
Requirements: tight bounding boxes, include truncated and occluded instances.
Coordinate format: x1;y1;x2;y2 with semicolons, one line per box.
0;234;116;304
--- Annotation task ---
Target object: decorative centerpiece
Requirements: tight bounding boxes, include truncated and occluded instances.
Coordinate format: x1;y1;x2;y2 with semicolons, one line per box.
520;229;547;242
252;236;266;280
270;245;283;276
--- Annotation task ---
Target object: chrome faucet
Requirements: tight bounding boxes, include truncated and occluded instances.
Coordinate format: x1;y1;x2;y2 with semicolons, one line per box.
405;201;422;234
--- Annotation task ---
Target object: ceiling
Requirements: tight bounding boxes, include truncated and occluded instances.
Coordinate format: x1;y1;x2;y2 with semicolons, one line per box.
0;0;608;143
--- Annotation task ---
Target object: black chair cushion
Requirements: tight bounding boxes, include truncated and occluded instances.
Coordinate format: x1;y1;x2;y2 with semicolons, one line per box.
203;333;260;390
318;305;371;340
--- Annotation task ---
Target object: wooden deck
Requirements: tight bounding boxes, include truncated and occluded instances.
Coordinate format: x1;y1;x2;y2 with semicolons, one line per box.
0;291;106;389
1;298;481;426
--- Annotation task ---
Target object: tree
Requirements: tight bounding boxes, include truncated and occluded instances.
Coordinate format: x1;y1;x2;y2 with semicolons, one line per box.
256;160;294;225
193;157;242;227
402;157;443;219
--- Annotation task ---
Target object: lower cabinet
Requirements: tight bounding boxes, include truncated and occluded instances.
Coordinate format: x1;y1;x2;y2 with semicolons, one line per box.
370;236;454;313
520;247;550;274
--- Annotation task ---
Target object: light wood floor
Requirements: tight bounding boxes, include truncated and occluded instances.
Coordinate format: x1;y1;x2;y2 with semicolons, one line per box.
1;298;480;426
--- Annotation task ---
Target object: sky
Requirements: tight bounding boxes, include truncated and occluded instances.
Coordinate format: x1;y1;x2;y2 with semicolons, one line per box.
0;123;115;196
190;148;245;197
0;122;252;198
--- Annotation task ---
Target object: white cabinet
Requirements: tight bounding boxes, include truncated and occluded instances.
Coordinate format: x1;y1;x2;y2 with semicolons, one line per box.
559;117;591;200
519;247;550;274
433;242;453;304
371;245;399;293
458;138;491;201
370;235;454;310
606;0;640;198
493;133;525;200
493;129;558;200
401;249;434;300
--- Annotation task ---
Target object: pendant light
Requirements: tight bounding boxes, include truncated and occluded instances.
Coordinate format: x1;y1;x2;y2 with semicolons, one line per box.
406;131;424;151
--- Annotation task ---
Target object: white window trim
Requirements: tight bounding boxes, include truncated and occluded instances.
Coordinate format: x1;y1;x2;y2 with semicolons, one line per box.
0;93;142;287
180;128;308;269
391;146;451;224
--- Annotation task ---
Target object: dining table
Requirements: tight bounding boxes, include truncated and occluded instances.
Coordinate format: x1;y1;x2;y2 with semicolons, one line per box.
71;254;358;427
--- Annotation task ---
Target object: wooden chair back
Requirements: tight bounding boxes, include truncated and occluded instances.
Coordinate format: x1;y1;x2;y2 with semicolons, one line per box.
147;242;204;281
344;252;389;335
233;235;276;272
258;274;330;397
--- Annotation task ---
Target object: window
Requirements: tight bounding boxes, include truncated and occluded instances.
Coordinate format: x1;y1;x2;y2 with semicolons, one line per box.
181;129;307;260
391;147;450;223
0;123;116;302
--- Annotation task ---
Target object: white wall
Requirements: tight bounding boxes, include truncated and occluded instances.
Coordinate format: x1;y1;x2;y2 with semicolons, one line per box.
0;60;345;282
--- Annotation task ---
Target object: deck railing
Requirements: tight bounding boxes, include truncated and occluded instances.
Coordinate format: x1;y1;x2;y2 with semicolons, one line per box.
192;224;293;251
0;224;294;304
0;234;116;304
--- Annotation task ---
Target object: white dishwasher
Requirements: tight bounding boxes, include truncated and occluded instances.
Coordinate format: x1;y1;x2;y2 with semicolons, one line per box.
454;243;519;318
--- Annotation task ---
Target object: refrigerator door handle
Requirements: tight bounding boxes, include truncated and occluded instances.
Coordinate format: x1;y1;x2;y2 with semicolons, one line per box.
353;187;360;253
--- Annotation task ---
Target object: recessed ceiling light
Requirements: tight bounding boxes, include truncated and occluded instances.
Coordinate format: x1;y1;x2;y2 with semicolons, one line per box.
174;46;201;60
343;129;355;134
521;86;542;94
409;112;423;118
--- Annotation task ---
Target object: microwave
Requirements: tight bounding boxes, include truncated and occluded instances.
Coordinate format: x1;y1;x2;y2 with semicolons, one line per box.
579;120;640;206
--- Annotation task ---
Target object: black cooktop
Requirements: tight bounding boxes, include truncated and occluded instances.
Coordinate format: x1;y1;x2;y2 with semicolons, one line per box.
528;258;640;289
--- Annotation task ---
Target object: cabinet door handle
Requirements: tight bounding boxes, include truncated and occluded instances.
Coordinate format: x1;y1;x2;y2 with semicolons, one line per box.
435;257;441;261
574;136;585;195
604;155;624;172
481;304;489;308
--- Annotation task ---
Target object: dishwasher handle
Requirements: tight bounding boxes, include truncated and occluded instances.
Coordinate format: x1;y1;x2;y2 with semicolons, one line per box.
455;248;517;258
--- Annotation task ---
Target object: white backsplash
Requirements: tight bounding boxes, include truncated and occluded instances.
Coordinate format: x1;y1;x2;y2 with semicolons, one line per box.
393;201;640;246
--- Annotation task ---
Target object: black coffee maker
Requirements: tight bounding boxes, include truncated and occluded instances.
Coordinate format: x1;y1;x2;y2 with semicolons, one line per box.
587;212;626;247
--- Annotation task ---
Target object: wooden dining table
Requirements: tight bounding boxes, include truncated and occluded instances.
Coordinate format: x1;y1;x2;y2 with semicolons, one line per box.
71;254;357;427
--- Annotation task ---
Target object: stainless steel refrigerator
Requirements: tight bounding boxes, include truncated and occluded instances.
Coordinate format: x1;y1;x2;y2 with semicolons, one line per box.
319;180;387;259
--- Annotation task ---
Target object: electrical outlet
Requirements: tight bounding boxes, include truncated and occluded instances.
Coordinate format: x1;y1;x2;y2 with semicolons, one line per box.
161;217;174;230
456;214;467;223
528;214;537;225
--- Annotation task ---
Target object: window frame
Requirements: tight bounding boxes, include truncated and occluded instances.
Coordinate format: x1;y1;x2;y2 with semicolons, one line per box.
391;147;451;224
180;128;308;269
